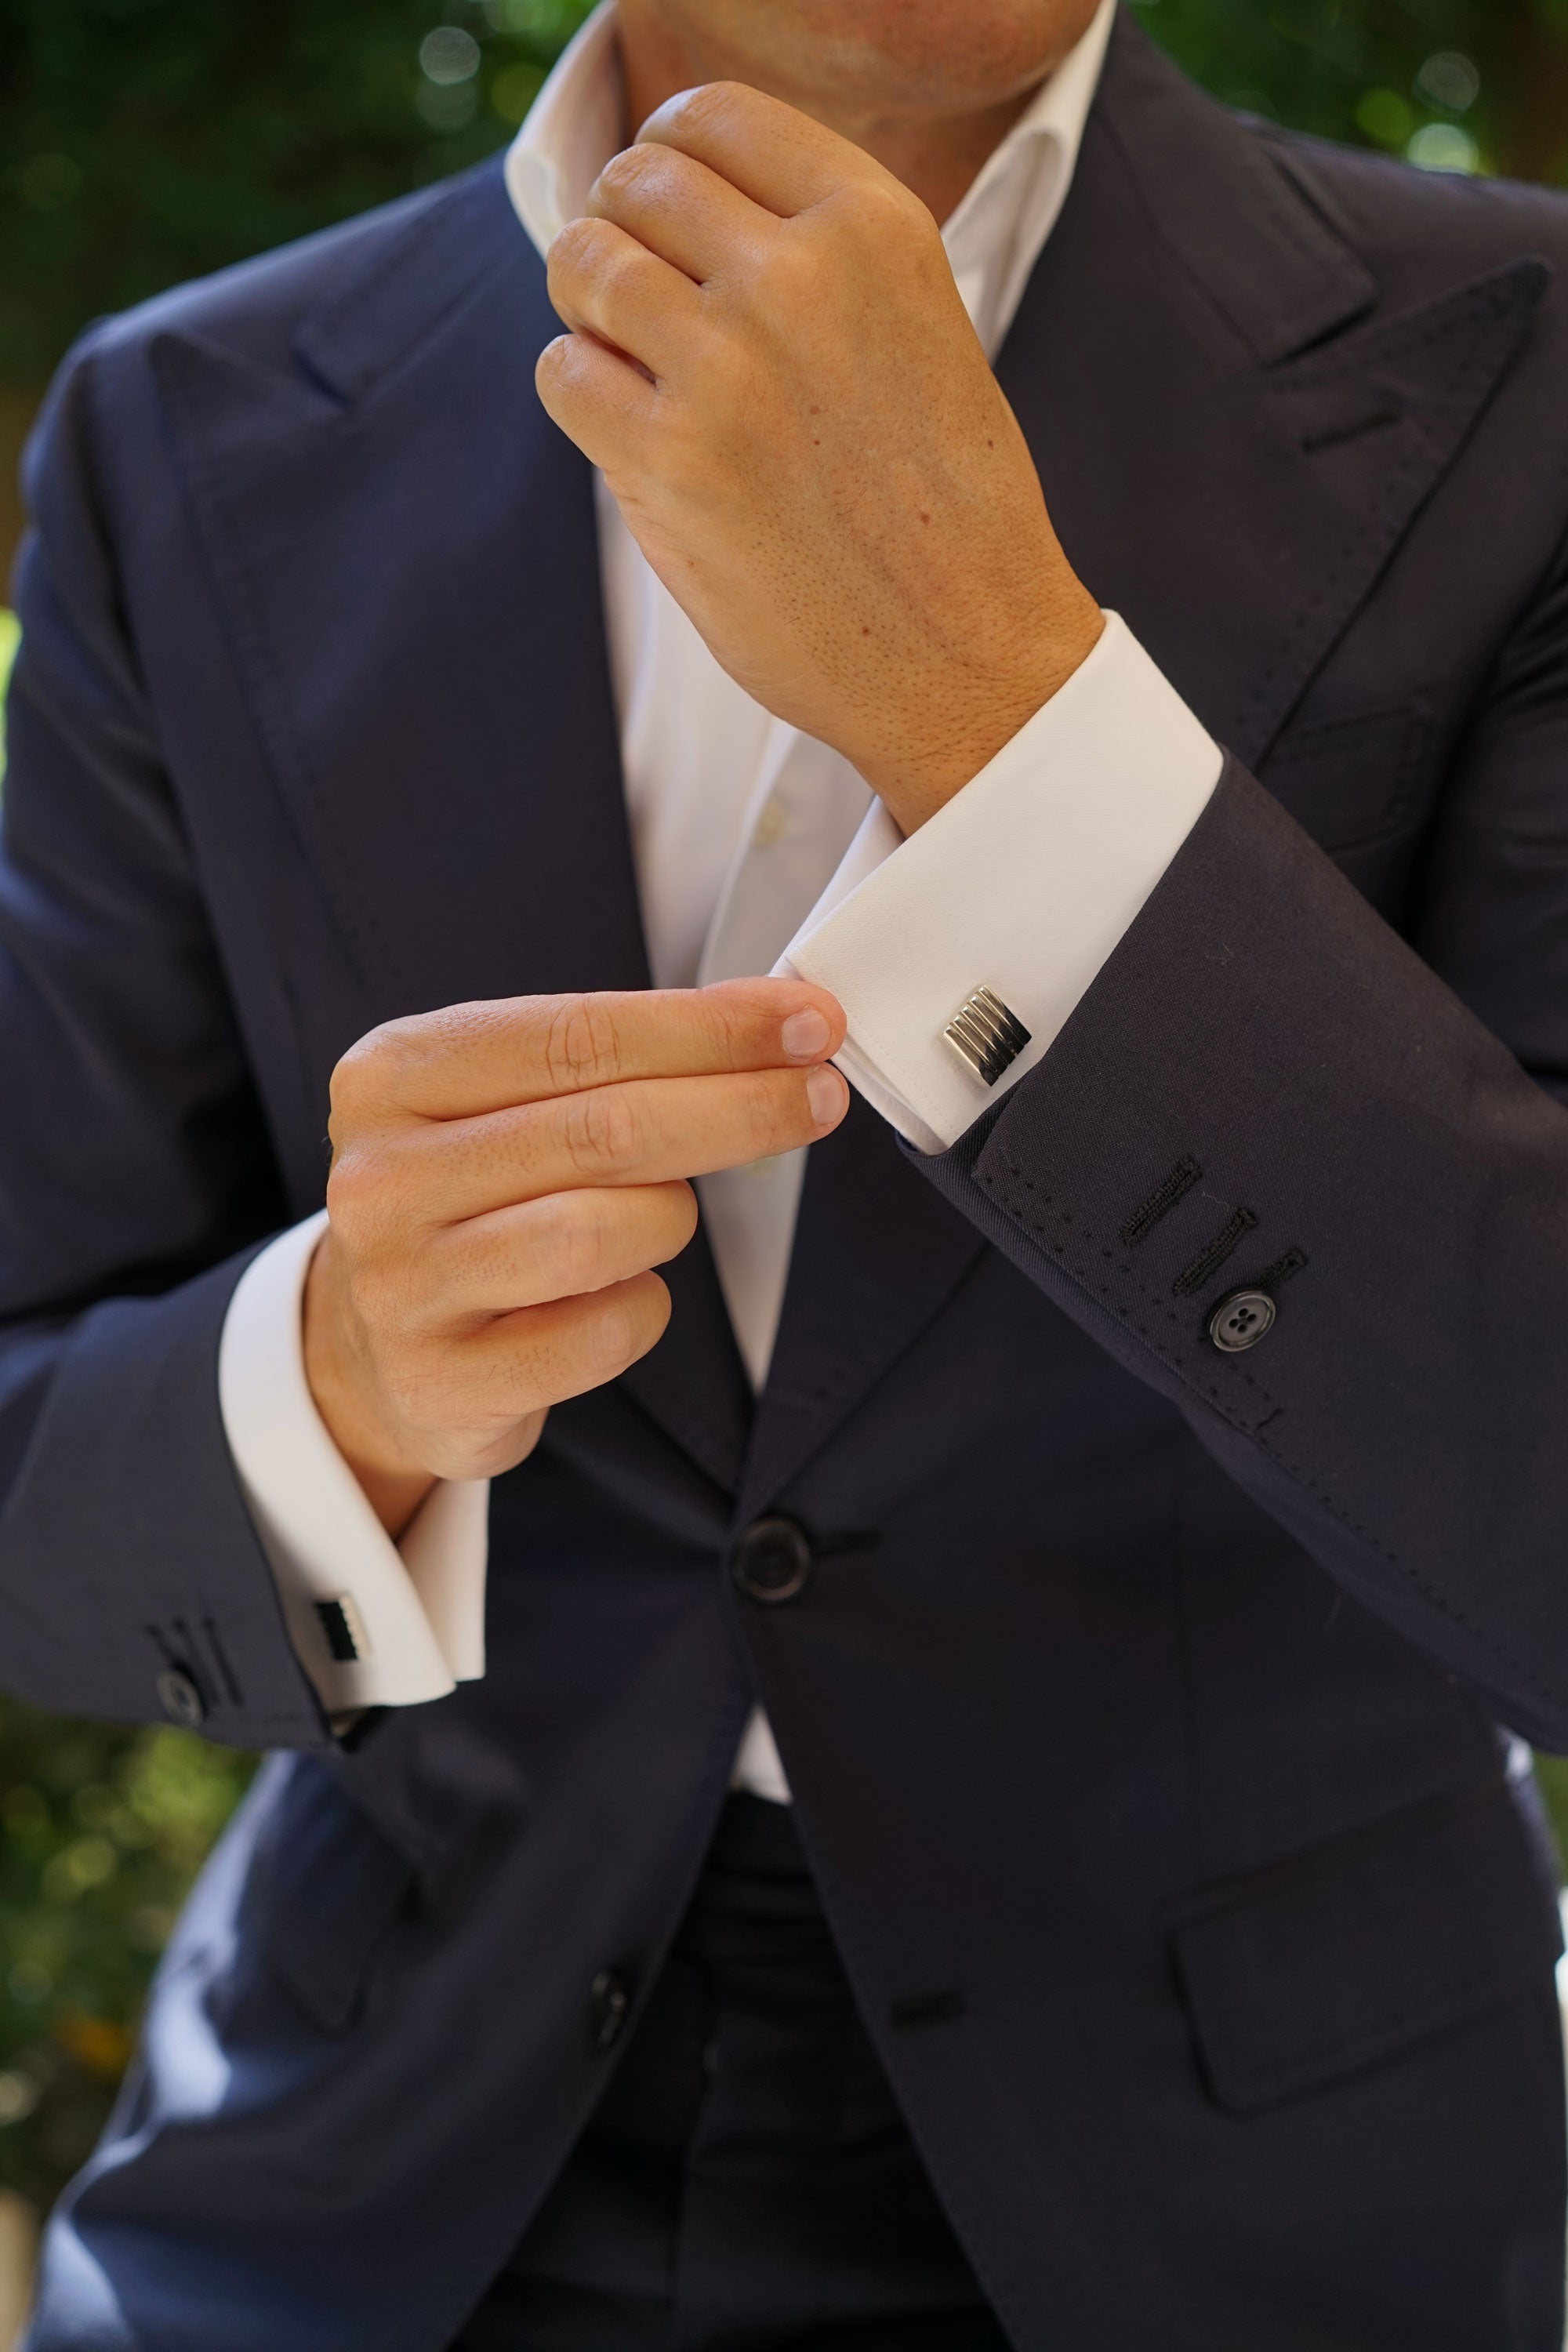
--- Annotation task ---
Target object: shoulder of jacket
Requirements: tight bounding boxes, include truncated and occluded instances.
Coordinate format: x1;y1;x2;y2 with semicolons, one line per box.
66;155;518;387
1254;122;1568;294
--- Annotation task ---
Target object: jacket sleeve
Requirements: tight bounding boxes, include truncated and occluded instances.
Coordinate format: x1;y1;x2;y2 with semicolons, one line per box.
917;539;1568;1749
0;339;328;1750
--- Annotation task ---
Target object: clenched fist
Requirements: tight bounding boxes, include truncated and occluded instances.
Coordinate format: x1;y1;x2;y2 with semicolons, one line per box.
536;80;1104;835
305;978;848;1533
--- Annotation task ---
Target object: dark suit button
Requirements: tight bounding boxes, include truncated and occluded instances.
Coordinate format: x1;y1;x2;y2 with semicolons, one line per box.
731;1516;812;1603
155;1667;205;1730
1209;1290;1277;1353
589;1968;631;2049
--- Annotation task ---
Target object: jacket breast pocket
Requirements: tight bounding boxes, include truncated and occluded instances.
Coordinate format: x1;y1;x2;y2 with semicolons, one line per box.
240;1753;418;2036
1259;700;1433;858
1170;1775;1563;2115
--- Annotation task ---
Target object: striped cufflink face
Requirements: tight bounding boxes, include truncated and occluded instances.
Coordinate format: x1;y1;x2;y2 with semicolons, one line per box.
943;987;1032;1087
317;1595;368;1663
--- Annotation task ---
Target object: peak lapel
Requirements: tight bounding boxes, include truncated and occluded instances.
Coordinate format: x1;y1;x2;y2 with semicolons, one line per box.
1000;16;1551;768
154;163;752;1490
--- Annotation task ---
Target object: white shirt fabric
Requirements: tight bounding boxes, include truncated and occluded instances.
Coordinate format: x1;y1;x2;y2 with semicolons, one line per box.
218;0;1222;1797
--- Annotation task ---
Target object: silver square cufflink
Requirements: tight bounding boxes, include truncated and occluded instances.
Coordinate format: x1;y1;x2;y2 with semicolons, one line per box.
942;987;1032;1087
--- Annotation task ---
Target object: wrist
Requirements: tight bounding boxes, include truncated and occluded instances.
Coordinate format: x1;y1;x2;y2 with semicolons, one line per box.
303;1233;437;1539
869;592;1106;833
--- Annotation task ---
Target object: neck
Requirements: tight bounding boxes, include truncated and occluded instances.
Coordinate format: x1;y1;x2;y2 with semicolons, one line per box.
613;5;1053;223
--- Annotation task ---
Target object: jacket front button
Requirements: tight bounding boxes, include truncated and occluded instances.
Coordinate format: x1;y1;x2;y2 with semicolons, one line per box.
1208;1290;1277;1353
155;1667;205;1730
589;1969;631;2049
731;1516;813;1604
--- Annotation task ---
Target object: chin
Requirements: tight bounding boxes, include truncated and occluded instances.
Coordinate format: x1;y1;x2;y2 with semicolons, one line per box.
712;0;1102;111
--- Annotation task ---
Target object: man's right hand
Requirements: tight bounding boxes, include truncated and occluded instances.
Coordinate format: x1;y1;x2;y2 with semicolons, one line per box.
303;978;848;1535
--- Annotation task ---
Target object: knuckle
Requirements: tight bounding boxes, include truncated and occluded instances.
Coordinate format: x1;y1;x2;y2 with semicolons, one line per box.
596;143;662;205
329;1018;426;1126
681;80;753;139
324;1141;379;1237
530;1190;608;1295
856;178;926;240
541;994;622;1093
561;1083;641;1178
665;1181;700;1254
549;216;605;279
589;1276;666;1375
328;1033;387;1127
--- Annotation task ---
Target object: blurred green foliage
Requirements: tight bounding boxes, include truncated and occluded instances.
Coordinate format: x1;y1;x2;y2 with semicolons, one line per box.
3;0;1568;2227
0;0;595;383
0;1702;253;2207
1137;0;1568;184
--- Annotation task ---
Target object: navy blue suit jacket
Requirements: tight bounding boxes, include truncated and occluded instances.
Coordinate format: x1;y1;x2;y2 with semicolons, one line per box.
5;16;1568;2349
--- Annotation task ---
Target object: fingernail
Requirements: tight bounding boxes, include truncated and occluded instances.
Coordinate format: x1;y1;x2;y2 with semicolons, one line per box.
806;1065;848;1127
782;1008;832;1062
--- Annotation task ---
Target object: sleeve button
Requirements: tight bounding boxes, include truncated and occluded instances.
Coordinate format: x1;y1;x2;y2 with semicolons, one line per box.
155;1667;206;1729
1208;1290;1277;1353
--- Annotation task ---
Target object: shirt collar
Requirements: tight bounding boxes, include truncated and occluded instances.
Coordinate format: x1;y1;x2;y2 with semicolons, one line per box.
505;0;1116;355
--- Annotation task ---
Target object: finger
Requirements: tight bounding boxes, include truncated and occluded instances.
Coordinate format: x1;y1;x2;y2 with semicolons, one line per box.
535;325;657;468
586;140;777;285
546;215;706;380
426;1181;699;1319
634;81;895;220
334;978;846;1125
394;1061;851;1225
463;1271;673;1414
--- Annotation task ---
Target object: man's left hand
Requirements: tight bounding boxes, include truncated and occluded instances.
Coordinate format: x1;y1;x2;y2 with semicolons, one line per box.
536;81;1105;834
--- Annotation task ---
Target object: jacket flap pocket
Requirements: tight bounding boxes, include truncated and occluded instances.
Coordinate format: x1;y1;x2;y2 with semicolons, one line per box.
1261;700;1431;854
1171;1777;1563;2115
256;1755;416;2034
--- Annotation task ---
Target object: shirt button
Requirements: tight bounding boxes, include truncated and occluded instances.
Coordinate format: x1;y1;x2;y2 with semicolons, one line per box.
155;1667;205;1730
589;1969;632;2049
731;1516;813;1604
1208;1290;1277;1354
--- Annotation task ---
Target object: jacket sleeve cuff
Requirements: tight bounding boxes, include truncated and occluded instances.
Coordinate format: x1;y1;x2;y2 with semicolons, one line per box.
774;613;1223;1152
218;1212;489;1712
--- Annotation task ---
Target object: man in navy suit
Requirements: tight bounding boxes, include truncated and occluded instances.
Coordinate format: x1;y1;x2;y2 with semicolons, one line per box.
5;0;1568;2343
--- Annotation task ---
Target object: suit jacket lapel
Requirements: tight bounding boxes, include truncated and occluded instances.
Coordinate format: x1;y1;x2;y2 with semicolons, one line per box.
154;163;752;1489
738;1100;985;1523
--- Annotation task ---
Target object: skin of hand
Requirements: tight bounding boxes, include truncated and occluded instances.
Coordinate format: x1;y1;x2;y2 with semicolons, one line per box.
535;81;1106;836
304;978;848;1536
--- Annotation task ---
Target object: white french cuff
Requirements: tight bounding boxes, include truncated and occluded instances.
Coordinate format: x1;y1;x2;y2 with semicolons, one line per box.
774;613;1225;1153
217;1210;490;1715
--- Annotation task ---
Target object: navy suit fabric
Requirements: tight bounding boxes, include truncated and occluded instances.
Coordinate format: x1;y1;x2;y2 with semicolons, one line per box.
5;14;1568;2347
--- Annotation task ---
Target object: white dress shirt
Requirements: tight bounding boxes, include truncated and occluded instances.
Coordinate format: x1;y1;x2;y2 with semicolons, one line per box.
218;0;1222;1799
